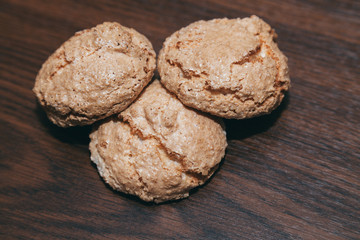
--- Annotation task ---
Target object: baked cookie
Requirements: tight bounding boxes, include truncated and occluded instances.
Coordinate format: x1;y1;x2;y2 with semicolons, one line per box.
33;22;156;127
89;80;227;203
158;15;290;119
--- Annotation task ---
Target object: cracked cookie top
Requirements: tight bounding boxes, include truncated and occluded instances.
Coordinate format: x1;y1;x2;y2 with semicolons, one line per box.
33;22;156;127
89;80;227;203
158;15;290;119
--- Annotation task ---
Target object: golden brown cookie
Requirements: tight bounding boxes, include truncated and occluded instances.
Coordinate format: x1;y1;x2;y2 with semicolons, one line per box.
158;15;290;119
33;22;156;127
89;80;227;203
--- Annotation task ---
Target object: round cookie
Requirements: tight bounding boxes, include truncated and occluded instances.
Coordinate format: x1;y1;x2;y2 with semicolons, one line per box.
158;15;290;119
33;22;156;127
89;80;227;203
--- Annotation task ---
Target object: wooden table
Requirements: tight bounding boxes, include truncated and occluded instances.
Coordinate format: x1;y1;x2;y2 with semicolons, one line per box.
1;0;359;239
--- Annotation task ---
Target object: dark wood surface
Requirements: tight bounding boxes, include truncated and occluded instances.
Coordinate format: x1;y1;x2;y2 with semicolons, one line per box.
1;0;359;239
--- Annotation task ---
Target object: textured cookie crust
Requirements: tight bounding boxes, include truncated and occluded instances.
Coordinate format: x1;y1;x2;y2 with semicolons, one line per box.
89;80;227;203
158;15;290;119
33;22;156;127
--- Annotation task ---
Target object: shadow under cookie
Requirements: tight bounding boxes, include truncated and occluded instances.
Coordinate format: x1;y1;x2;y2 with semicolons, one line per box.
224;92;290;141
35;102;91;146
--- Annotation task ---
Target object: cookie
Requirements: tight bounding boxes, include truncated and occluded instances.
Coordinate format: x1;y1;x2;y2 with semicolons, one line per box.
33;22;156;127
158;15;290;119
89;80;227;203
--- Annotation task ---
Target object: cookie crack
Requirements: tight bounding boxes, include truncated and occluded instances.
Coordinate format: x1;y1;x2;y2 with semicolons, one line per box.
46;28;147;85
166;43;264;98
231;44;262;67
47;46;101;83
128;160;149;193
123;120;193;197
166;59;209;80
121;117;204;178
45;43;154;123
260;33;287;93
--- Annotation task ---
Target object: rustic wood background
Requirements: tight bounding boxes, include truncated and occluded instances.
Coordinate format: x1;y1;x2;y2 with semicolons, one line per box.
1;0;359;239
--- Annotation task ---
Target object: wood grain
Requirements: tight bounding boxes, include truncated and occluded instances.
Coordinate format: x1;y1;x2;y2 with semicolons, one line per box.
1;0;359;239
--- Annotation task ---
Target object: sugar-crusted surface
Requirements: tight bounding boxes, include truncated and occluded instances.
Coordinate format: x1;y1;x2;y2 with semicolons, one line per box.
158;15;290;119
33;22;156;127
89;80;227;203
